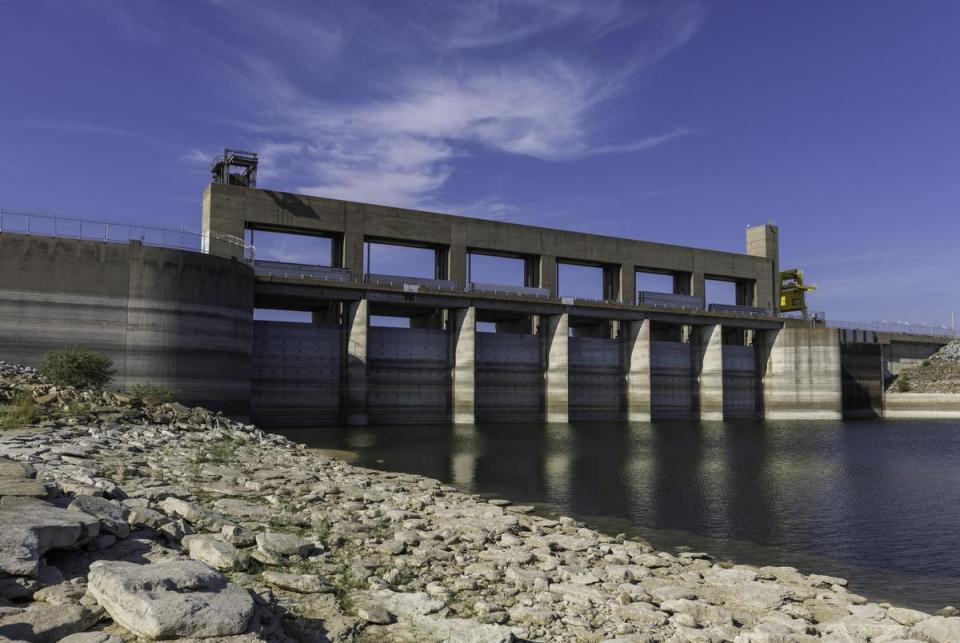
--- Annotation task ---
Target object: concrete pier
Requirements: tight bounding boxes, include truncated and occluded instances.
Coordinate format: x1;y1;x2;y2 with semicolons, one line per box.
762;326;842;420
625;320;653;422
697;325;725;421
544;314;570;423
451;306;476;424
345;299;369;426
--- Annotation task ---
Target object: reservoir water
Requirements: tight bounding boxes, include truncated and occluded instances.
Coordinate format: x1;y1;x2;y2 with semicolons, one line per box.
276;419;960;612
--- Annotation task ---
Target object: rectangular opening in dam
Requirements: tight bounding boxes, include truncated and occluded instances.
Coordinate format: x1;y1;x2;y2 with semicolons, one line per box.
467;252;525;287
706;278;736;305
558;262;604;301
245;229;333;265
636;269;675;294
365;241;436;278
253;308;313;323
371;315;411;328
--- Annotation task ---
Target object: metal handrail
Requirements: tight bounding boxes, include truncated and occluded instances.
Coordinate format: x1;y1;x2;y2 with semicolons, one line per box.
254;260;352;282
0;209;254;263
365;273;458;292
827;319;955;338
466;282;551;298
707;303;770;317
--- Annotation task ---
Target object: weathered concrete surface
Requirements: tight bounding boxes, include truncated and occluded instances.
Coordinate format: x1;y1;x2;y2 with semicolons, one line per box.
624;319;652;422
762;326;842;420
251;321;342;427
884;393;960;419
345;298;369;426
543;313;569;423
697;324;724;420
451;306;476;424
203;183;778;310
0;233;253;416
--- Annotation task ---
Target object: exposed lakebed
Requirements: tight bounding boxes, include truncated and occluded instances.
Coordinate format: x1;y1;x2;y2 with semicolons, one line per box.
279;419;960;612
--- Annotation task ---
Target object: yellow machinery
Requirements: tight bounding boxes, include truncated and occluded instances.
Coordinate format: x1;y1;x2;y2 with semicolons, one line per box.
780;268;817;315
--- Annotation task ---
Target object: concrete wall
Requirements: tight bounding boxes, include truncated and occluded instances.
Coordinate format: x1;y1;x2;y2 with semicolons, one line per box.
367;326;450;424
204;183;777;309
884;393;960;419
0;233;253;415
650;341;696;419
568;336;621;421
475;332;543;423
722;344;760;419
697;326;724;421
250;322;340;427
883;340;942;379
761;326;842;420
840;342;884;418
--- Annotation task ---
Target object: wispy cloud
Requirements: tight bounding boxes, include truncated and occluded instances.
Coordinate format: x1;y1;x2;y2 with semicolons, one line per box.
187;0;704;207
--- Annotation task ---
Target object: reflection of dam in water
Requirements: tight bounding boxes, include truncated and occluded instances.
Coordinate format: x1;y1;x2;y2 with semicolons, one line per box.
280;420;960;612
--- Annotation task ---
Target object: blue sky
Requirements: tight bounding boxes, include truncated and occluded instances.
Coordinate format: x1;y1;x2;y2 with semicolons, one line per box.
2;0;958;326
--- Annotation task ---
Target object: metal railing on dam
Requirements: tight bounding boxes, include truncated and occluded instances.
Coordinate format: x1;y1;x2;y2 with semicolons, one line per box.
0;209;255;263
254;261;352;282
827;319;956;339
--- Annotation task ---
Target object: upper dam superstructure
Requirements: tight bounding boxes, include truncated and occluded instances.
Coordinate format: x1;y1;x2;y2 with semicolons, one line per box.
0;184;953;424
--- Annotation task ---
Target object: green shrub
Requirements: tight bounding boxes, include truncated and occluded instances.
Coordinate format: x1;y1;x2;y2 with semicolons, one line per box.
131;384;175;403
895;375;912;393
0;393;38;429
39;347;114;390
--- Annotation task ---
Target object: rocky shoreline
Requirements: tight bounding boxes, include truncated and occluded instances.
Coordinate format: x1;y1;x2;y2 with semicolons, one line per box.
1;360;959;642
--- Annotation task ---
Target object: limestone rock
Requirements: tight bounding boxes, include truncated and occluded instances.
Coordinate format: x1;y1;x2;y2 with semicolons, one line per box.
255;531;311;558
0;458;36;479
69;495;130;538
0;602;98;643
508;604;555;626
404;614;521;643
86;559;254;639
221;524;256;547
0;501;99;576
184;534;248;572
357;605;392;624
358;589;444;618
58;634;127;643
909;616;960;643
0;478;47;499
262;570;333;593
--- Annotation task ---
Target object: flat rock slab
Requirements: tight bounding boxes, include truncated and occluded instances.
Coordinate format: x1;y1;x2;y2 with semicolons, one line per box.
58;633;127;643
69;495;130;538
255;532;311;558
0;458;36;479
0;501;100;576
184;534;247;571
401;615;521;643
0;478;47;498
0;602;99;643
87;559;254;640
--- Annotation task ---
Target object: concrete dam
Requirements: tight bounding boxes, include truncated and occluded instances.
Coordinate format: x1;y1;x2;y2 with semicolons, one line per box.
0;182;951;425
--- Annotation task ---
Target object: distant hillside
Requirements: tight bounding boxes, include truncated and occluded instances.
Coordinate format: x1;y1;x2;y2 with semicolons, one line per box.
889;339;960;394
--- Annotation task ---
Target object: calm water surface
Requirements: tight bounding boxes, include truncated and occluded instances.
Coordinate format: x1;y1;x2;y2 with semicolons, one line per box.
276;420;960;611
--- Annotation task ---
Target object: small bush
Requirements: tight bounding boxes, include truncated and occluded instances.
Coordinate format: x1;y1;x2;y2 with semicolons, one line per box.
0;393;39;429
131;384;175;403
40;347;114;390
921;359;932;368
895;375;912;393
